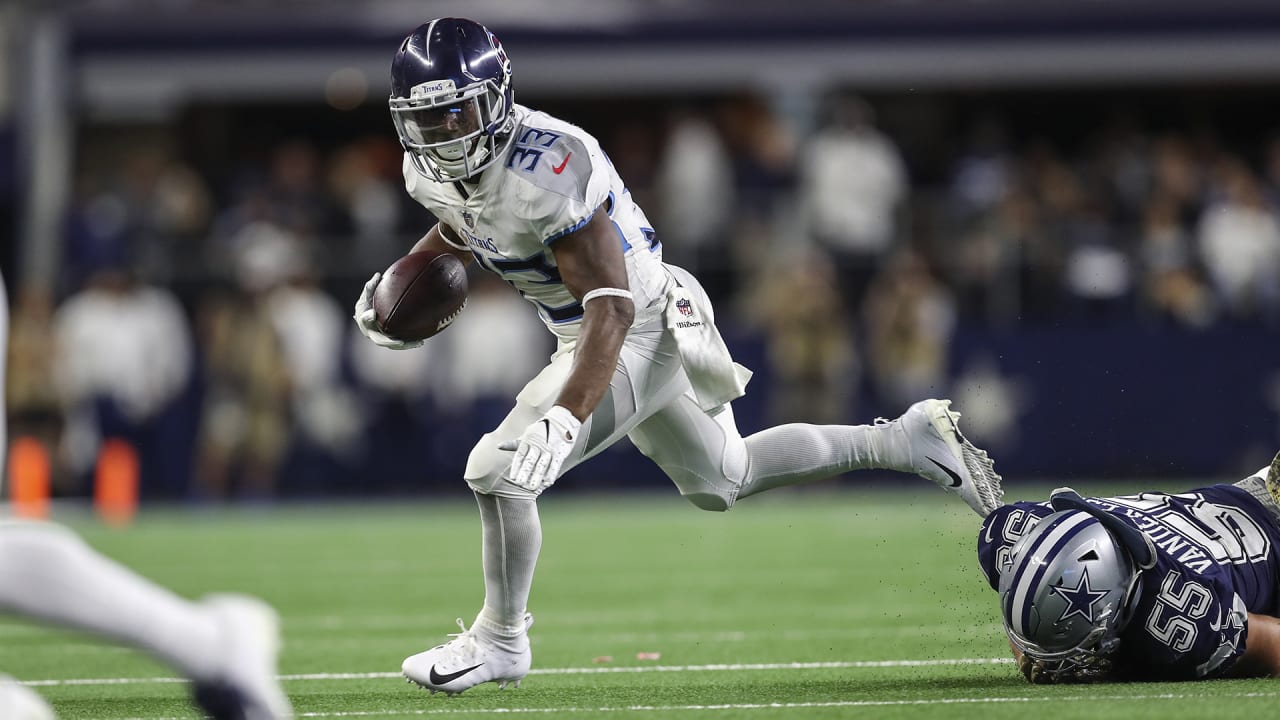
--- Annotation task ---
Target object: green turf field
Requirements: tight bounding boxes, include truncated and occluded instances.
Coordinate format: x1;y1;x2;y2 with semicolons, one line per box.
3;485;1277;719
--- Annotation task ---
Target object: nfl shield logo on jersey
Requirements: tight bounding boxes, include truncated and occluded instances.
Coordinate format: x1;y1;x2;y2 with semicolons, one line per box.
462;211;476;229
676;298;693;317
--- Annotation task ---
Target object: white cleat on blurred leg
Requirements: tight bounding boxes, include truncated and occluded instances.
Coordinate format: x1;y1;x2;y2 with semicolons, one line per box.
192;595;293;720
884;398;1004;517
402;614;533;696
0;675;55;720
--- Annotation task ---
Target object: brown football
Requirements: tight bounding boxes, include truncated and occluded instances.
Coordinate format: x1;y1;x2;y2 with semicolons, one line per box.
372;250;468;342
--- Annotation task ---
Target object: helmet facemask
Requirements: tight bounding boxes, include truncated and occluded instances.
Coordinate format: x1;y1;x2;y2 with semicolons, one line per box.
391;77;514;182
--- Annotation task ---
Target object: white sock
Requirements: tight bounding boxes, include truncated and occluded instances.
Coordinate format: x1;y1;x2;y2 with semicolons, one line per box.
474;493;540;638
0;521;221;679
736;422;904;500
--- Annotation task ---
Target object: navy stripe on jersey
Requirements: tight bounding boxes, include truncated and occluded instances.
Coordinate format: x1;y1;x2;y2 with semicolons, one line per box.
490;253;561;284
641;227;660;252
538;299;584;323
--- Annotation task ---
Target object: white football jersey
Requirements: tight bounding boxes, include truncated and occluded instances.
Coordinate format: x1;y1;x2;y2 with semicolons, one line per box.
402;104;672;342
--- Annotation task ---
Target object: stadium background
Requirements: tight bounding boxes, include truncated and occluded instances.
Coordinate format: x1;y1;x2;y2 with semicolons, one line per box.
2;0;1280;505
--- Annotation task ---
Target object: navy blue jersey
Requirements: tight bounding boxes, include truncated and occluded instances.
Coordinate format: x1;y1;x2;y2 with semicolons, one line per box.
979;483;1280;681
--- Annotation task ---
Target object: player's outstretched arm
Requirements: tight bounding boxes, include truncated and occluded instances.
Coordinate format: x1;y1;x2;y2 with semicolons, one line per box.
1227;613;1280;677
501;206;633;493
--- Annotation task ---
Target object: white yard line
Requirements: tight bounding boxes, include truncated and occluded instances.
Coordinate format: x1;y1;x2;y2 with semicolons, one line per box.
23;658;1014;687
118;691;1280;720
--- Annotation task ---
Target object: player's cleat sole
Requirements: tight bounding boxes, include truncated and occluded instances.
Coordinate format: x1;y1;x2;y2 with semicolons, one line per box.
402;614;533;696
1266;451;1280;508
899;398;1005;517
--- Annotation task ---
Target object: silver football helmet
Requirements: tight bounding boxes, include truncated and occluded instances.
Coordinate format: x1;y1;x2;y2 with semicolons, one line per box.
997;489;1156;682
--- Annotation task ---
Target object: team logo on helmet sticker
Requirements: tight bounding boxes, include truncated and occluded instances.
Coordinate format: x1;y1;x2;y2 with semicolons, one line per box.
1050;567;1110;624
411;79;457;99
676;298;693;317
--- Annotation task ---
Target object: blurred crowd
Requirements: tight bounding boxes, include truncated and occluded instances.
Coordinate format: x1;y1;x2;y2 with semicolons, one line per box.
5;90;1280;500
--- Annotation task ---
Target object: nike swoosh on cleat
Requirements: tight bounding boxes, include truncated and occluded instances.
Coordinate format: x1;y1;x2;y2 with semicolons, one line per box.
927;456;964;488
428;663;484;686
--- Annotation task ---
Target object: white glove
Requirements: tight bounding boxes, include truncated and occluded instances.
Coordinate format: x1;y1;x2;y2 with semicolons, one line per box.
499;405;582;494
353;272;423;350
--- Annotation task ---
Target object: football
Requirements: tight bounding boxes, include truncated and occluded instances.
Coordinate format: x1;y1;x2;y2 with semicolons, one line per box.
372;250;468;342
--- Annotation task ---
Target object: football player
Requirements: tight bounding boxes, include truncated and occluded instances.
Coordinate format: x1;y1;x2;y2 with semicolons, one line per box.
355;17;1005;696
0;269;292;720
980;453;1280;683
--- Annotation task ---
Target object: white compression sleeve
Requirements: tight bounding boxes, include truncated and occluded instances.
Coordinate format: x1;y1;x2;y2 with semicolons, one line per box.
474;493;542;637
736;423;900;500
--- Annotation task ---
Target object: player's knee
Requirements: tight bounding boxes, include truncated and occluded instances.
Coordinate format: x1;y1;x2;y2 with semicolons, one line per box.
678;445;748;512
668;467;741;512
463;432;537;499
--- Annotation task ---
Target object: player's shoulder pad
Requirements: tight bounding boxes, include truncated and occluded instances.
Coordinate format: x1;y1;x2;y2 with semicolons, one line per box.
503;116;599;203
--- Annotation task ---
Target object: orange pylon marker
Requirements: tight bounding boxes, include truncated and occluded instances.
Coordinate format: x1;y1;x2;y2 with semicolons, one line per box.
94;439;139;527
8;436;52;519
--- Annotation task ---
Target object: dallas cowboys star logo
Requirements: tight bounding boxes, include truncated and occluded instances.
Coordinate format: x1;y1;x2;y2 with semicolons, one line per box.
1051;568;1110;624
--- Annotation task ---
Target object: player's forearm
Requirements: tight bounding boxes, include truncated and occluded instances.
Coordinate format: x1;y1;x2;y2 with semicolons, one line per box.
1228;613;1280;678
411;224;474;265
555;297;633;421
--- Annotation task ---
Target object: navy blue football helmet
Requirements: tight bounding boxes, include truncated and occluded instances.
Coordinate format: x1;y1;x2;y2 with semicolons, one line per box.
390;18;515;181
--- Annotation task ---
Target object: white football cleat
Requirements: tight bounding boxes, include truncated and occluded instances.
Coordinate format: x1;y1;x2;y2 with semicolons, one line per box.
0;675;55;720
402;614;533;696
889;398;1004;517
191;595;293;720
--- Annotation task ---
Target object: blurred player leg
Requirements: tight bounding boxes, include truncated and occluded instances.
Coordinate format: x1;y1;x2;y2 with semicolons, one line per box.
0;271;50;720
0;269;289;719
0;673;55;720
1;268;7;494
0;520;291;719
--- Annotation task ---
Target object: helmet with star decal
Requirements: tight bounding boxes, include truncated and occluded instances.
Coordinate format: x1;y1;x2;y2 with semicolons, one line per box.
997;489;1155;682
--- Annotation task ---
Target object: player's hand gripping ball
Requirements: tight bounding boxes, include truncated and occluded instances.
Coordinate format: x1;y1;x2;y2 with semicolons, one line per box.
353;250;468;349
